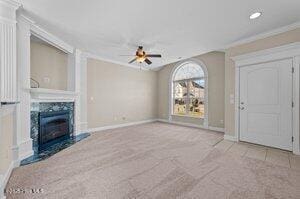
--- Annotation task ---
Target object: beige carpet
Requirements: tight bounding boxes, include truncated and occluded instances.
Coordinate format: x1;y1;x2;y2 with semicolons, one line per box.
6;122;300;199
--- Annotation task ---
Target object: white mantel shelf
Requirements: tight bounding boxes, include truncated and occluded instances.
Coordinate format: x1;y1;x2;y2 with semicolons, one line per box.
30;88;78;102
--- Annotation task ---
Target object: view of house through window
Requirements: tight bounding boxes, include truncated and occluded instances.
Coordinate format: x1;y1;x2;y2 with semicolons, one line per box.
173;62;206;118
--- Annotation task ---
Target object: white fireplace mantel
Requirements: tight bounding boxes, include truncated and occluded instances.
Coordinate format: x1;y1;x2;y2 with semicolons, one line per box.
29;88;78;102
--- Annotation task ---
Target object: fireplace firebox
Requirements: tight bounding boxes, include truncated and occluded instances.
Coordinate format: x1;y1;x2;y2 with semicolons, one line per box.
39;110;71;150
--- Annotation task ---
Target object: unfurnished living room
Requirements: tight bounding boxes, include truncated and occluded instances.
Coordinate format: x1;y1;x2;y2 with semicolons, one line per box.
0;0;300;198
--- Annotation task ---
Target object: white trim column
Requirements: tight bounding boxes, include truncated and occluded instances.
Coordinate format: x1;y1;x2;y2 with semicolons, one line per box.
80;53;88;132
69;50;88;134
74;49;81;135
0;1;21;198
16;14;34;161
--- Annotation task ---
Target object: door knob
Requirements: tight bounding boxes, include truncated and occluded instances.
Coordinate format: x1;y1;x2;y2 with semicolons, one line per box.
239;106;245;110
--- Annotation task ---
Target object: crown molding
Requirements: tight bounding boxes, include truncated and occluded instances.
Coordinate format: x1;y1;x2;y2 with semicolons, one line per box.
16;12;74;54
17;14;35;25
0;0;21;10
83;52;152;71
231;42;300;67
225;21;300;49
30;24;74;54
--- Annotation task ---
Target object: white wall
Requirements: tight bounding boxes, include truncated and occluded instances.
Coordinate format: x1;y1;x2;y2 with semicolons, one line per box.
30;40;68;90
87;58;158;129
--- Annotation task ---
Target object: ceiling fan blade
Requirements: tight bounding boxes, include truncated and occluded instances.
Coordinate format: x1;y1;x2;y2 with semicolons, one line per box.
129;57;137;64
145;58;152;65
146;54;162;58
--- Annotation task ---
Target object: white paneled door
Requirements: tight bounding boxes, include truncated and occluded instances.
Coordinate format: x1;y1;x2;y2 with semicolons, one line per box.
239;59;293;150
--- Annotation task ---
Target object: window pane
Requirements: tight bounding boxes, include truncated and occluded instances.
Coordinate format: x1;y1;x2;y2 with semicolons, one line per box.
189;79;204;98
174;63;205;81
174;98;187;115
189;98;204;118
174;81;187;98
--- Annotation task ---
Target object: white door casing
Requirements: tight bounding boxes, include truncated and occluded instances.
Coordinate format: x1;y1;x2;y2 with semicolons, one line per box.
239;59;293;150
232;42;300;154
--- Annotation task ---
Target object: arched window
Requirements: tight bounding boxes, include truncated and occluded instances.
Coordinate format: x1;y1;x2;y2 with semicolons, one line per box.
172;61;207;118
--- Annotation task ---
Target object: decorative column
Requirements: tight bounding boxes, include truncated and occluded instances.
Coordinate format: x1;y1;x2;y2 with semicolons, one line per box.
15;14;34;160
74;49;81;135
80;53;88;132
0;0;19;103
0;0;21;198
68;49;87;135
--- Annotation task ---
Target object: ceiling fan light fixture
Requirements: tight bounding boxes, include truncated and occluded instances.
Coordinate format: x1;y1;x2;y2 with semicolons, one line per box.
137;56;146;63
126;46;161;65
249;12;262;19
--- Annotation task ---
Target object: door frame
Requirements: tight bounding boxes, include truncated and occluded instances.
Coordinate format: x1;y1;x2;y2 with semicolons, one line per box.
231;42;300;154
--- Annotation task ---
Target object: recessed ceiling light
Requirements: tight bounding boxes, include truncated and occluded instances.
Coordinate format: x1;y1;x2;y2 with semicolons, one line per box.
250;12;262;19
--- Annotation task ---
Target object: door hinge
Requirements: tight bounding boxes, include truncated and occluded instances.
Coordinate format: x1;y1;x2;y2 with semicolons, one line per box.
292;136;294;142
292;67;295;73
292;101;294;108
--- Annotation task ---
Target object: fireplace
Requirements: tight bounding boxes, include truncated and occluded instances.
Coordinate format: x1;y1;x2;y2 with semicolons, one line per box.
39;110;71;150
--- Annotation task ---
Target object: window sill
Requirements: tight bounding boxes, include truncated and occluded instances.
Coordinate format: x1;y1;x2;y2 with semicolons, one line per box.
171;114;204;119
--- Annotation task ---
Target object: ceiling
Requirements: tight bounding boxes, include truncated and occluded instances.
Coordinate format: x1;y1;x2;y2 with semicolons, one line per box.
20;0;300;68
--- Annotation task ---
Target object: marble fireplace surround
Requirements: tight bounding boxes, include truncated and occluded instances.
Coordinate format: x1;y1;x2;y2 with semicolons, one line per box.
30;102;75;152
20;89;90;165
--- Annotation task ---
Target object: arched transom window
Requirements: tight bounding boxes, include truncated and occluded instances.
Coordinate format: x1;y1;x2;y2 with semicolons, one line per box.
172;62;206;118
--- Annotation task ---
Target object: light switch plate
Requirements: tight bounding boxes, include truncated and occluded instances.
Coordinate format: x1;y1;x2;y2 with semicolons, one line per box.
230;94;234;104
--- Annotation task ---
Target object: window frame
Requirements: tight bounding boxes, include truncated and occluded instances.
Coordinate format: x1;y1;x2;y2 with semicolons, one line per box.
169;59;208;127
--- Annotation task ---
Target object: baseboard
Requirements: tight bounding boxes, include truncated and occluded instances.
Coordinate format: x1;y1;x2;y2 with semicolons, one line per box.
156;119;169;123
293;149;300;156
224;134;238;142
87;119;225;134
208;126;225;133
158;119;205;128
0;140;33;198
86;119;158;133
11;145;19;164
0;160;16;199
157;119;225;133
19;150;34;161
18;139;34;161
80;122;88;131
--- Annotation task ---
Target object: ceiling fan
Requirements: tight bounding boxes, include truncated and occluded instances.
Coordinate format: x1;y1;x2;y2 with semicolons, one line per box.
126;46;162;65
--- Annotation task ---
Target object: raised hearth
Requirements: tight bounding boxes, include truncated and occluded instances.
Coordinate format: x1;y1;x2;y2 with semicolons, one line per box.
23;101;90;166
